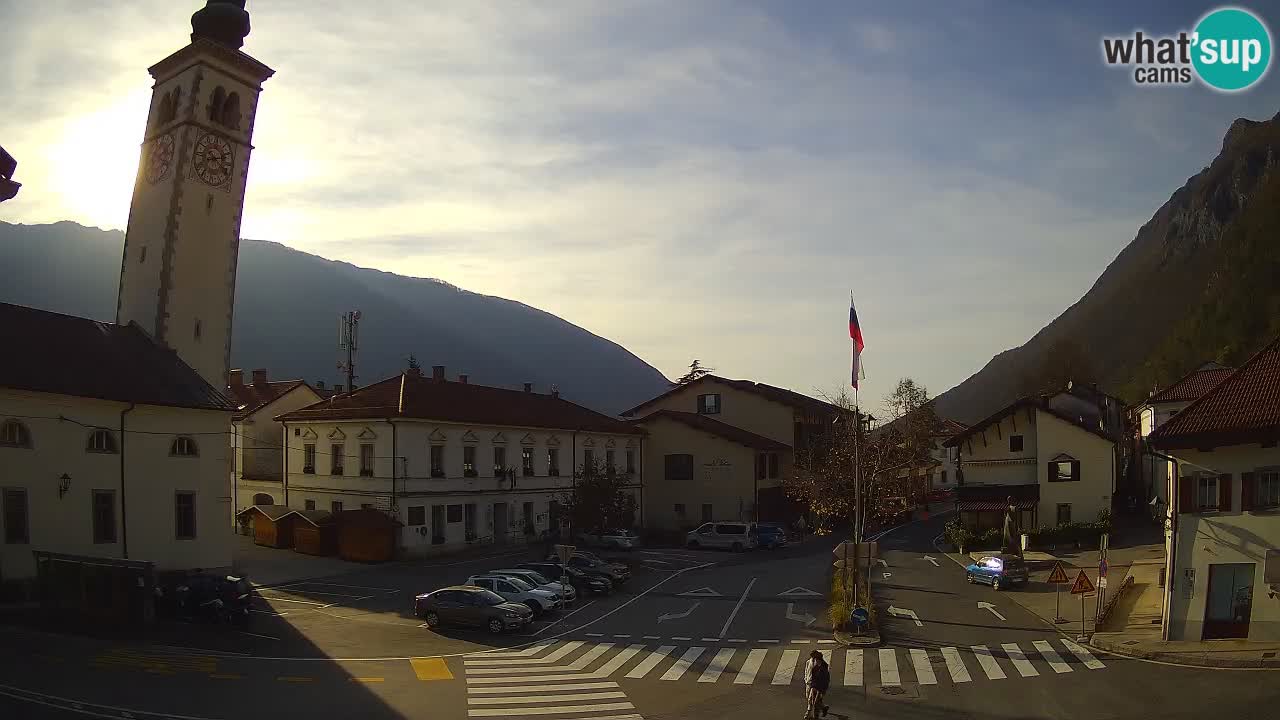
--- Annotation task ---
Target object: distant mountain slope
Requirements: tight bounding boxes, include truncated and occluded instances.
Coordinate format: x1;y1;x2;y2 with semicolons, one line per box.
935;111;1280;423
0;221;670;414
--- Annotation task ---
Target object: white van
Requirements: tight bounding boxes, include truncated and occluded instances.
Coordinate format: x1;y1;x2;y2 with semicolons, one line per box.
685;522;758;552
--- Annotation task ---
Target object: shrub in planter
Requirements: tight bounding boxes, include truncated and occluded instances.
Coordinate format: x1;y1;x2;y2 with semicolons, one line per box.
943;519;973;552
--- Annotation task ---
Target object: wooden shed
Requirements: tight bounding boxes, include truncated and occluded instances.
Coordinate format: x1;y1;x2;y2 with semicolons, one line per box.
291;510;338;556
336;508;402;563
236;505;296;549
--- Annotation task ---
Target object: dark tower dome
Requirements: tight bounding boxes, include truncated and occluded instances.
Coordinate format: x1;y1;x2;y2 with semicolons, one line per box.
190;0;251;50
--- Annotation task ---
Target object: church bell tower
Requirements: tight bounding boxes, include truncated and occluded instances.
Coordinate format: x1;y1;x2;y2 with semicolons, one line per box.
116;0;274;390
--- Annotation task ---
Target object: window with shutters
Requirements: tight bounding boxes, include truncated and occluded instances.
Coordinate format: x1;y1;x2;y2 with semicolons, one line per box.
305;499;316;511
696;394;721;415
1197;476;1218;511
584;449;595;467
87;429;118;454
547;448;560;476
92;490;116;544
463;446;477;477
430;445;445;477
606;449;616;473
303;444;316;473
331;500;343;513
330;443;345;475
1256;471;1279;509
1048;459;1080;482
360;444;375;476
493;446;506;475
0;420;32;449
170;436;199;457
1056;503;1071;525
522;447;534;476
664;454;694;481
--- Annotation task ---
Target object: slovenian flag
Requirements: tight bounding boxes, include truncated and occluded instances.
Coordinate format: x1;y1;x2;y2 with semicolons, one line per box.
849;292;865;389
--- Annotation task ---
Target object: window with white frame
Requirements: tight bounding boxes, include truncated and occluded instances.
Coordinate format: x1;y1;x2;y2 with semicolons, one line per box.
360;443;374;477
303;444;316;473
1256;470;1280;509
170;436;199;457
0;420;32;448
1198;475;1219;511
87;429;118;454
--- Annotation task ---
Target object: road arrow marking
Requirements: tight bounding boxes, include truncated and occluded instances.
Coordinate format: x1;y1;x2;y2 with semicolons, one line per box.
922;555;939;567
777;587;822;598
887;606;923;627
977;602;1007;621
678;587;722;597
785;603;816;626
882;572;892;579
657;601;701;623
876;559;888;568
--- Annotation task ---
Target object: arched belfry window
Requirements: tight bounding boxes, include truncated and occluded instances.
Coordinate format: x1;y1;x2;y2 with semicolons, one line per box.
220;92;242;130
207;86;226;123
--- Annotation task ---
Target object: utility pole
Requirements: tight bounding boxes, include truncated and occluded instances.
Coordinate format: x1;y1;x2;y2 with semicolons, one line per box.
337;310;361;390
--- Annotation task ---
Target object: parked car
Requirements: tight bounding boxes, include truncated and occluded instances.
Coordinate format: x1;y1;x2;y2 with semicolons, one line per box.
466;574;562;616
545;553;631;586
490;568;577;605
575;528;642;551
414;585;532;633
965;554;1030;590
751;523;788;549
520;561;613;595
686;522;758;552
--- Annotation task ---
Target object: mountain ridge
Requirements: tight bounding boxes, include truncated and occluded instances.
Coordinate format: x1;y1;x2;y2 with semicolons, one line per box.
0;220;671;415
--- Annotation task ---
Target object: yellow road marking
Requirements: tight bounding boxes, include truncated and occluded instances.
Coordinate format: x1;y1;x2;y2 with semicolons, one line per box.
351;677;385;683
209;674;243;680
277;676;313;683
410;658;453;681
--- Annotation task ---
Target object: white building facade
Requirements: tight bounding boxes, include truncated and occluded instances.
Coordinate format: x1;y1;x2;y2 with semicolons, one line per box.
275;367;644;557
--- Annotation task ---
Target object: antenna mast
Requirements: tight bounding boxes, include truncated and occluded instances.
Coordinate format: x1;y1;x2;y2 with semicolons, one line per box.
337;310;361;391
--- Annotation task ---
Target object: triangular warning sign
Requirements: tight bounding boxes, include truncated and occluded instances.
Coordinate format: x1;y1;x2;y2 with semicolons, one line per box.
678;587;722;597
777;587;823;598
1047;562;1069;584
1069;570;1095;595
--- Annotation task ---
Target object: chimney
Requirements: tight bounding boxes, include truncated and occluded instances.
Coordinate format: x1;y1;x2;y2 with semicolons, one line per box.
523;382;533;393
229;369;244;387
551;383;560;399
406;367;423;378
432;365;445;382
315;380;325;390
458;374;469;384
251;368;268;385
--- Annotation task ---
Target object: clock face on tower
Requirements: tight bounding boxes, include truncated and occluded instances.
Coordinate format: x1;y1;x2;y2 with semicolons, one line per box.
192;132;235;189
144;133;175;184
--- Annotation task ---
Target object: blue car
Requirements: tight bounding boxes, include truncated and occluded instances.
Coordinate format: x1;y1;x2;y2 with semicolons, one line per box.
965;554;1029;590
751;523;788;550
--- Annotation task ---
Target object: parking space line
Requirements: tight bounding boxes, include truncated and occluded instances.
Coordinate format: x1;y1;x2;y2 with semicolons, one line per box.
249;609;289;616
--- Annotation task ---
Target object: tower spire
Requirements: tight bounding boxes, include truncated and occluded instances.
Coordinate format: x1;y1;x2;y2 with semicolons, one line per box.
191;0;251;49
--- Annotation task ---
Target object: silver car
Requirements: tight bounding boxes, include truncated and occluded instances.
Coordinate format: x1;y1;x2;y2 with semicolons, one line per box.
685;522;758;552
490;568;578;605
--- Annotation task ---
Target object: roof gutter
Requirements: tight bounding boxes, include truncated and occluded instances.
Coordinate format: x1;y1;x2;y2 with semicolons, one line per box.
119;402;136;559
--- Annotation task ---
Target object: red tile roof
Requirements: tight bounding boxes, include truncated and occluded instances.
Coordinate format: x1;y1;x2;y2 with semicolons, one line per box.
943;397;1114;447
633;410;790;450
1150;336;1280;449
227;379;310;420
1148;366;1235;404
621;375;847;419
0;302;236;411
276;372;642;435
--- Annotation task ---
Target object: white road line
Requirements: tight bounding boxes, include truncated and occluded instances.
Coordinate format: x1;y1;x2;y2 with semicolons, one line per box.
470;641;556;658
612;635;631;639
249;609;289;616
759;639;779;644
698;648;736;683
469;691;628;705
672;636;691;641
971;646;1006;680
1060;639;1105;669
625;646;675;679
772;649;801;685
466;681;618;694
594;644;645;677
1033;640;1072;674
565;644;614;671
844;649;863;686
1001;643;1039;677
817;640;837;644
641;636;660;640
466;672;604;685
790;640;811;644
910;649;937;685
941;647;971;683
879;649;900;686
718;577;757;639
467;702;635;717
466;644;610;675
661;647;705;681
465;641;582;666
819;649;831;666
727;639;746;643
700;637;719;642
586;633;604;638
734;649;768;684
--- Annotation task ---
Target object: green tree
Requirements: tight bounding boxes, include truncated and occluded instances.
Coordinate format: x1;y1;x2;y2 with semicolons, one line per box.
559;460;639;534
675;360;715;385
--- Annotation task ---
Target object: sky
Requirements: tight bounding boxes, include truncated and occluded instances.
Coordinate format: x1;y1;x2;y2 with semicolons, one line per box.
2;0;1277;416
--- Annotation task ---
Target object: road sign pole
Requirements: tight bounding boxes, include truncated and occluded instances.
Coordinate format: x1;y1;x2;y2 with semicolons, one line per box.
1055;584;1061;624
1080;591;1086;640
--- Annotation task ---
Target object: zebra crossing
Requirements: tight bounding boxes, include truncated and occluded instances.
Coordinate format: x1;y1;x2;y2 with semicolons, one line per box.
463;637;1106;714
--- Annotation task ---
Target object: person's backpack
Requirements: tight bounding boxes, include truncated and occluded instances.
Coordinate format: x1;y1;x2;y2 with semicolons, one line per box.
811;659;830;690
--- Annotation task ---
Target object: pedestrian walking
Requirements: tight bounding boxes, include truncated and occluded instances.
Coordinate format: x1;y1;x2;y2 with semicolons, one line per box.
803;650;830;719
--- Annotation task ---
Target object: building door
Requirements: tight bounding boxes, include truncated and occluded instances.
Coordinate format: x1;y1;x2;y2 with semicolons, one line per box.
431;505;444;542
1203;563;1254;639
464;503;477;541
493;502;507;543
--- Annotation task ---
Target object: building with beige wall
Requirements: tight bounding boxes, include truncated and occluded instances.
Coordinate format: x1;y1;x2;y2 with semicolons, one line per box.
1;304;237;583
633;410;788;532
1151;338;1280;641
944;396;1117;533
274;366;643;557
227;368;325;525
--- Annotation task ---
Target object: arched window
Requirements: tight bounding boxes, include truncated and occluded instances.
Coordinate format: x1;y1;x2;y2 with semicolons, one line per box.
207;86;226;123
170;436;199;457
220;92;242;130
87;429;118;454
1;419;32;448
252;493;275;506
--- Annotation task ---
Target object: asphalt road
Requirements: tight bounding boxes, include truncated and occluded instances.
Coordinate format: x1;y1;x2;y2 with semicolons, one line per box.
1;521;1277;720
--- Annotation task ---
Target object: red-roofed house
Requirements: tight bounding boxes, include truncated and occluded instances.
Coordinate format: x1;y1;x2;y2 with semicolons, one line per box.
1150;338;1280;641
273;365;644;556
227;368;324;525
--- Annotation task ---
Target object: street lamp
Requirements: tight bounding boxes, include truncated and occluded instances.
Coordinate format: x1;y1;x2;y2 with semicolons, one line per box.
58;473;72;499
